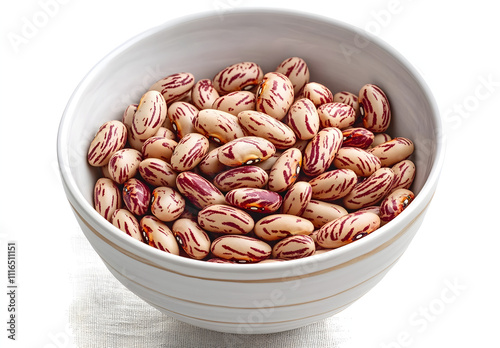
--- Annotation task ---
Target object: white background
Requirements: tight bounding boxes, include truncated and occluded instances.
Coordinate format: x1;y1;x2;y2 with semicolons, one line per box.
1;0;498;347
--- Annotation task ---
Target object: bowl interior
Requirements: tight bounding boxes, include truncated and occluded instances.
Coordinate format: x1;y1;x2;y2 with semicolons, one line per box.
58;9;441;266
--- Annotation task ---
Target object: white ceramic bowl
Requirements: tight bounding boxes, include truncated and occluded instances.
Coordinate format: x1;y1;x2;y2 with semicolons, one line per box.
57;9;444;334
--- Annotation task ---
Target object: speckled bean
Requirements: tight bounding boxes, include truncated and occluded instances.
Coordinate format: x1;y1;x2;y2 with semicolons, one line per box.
213;62;263;95
197;204;254;235
370;133;392;148
172;218;211;259
194;109;245;144
368;137;414;167
210;235;272;263
238;110;296;149
225;188;282;213
122;178;151;216
255;72;294;120
333;91;360;118
212;91;256;116
213;166;268;191
342;167;395;210
191;78;220;110
390;160;416;191
175;171;225;209
286;98;320;140
138;158;177;188
301;199;348;229
149;72;195;104
170;133;209;172
281;181;312;216
111;208;143;242
150;186;185;222
87;120;127;166
140;215;179;255
167;101;199;139
302;127;343;177
197;148;228;177
333;147;381;177
94;178;122;221
267;148;302;192
132;90;167;141
341;127;374;149
302;82;333;107
316;211;380;249
107;148;142;184
141;136;177;163
217;136;276;167
155;127;177;140
275;57;310;95
379;188;415;223
317;102;356;130
309;169;357;201
359;84;391;133
254;214;314;241
272;235;315;260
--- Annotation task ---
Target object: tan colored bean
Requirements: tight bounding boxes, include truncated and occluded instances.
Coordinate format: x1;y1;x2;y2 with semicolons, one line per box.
107;148;142;184
317;102;356;130
275;57;310;95
238;110;296;149
167;101;199;139
281;181;312;216
255;72;294;120
150;186;186;222
390;160;416;191
138;158;177;188
302;82;333;107
286;98;320;140
343;167;395;210
132;90;167;141
87;120;127;166
197;148;228;177
141;136;177;163
212;62;263;95
197;204;254;235
213;166;268;191
212;91;256;116
370;133;392;148
210;235;272;263
175;171;225;209
254;214;314;241
368;137;414;167
217;136;276;167
267;148;302;192
194;108;245;144
149;72;195;104
333;147;381;177
141;215;179;255
225;188;282;213
111;208;143;242
94;178;122;222
333;91;360;118
272;235;315;260
302;127;343;177
172;218;211;259
359;84;391;133
316;211;380;249
309;169;357;201
170;133;209;172
379;188;415;223
154;127;177;140
301;199;348;229
191;78;220;110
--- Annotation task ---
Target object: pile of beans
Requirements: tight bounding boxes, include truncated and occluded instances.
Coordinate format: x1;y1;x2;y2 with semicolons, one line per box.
88;57;416;264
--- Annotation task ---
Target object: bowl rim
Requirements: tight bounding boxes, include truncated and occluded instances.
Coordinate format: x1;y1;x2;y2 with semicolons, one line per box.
57;8;445;277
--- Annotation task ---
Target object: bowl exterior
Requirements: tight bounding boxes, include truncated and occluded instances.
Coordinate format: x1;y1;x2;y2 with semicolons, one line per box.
58;9;443;334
